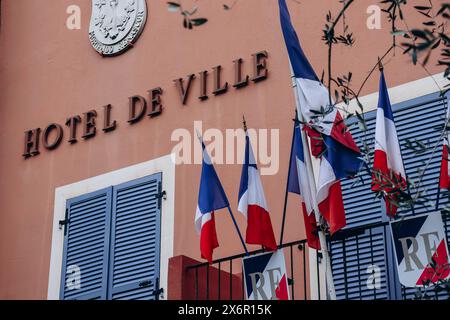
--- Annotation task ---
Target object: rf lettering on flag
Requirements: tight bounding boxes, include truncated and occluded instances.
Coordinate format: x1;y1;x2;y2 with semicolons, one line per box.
242;250;290;300
390;213;450;288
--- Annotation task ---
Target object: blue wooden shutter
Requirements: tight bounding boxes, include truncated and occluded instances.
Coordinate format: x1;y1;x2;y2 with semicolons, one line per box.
332;91;449;300
107;173;162;300
330;226;392;299
60;187;112;300
395;94;450;299
341;92;447;227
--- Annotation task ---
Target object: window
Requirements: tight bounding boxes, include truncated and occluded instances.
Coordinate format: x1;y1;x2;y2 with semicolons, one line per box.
332;91;450;300
59;173;163;300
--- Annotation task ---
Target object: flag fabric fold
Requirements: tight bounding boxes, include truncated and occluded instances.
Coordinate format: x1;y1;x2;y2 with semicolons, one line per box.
195;143;230;263
317;136;365;234
440;103;450;190
238;134;277;251
288;124;320;250
278;0;360;154
371;71;407;217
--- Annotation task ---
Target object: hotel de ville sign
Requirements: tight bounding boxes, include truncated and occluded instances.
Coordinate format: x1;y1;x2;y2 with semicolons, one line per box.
89;0;147;56
21;1;271;159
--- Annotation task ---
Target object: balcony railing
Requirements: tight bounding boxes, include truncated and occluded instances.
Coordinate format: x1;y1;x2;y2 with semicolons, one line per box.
184;219;450;301
185;240;314;300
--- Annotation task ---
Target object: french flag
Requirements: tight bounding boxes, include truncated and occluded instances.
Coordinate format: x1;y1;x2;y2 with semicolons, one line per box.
317;136;365;234
279;0;363;234
278;0;359;154
287;124;320;250
238;134;277;251
371;71;406;217
195;143;230;263
439;104;450;189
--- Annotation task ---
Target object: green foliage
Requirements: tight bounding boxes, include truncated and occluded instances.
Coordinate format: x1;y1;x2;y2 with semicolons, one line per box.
400;2;450;90
320;0;450;223
413;262;450;300
166;1;207;30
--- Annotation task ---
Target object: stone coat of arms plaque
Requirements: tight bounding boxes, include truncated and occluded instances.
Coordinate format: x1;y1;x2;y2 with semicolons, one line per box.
89;0;147;56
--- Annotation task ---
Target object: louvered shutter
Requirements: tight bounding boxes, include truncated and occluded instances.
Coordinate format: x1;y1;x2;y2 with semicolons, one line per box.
342;93;447;227
341;117;379;228
108;173;162;300
332;91;450;300
330;226;391;300
60;187;112;300
388;94;449;299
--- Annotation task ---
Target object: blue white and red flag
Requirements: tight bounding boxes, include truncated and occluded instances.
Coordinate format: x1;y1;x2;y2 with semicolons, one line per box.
195;142;229;263
372;71;407;217
238;134;277;251
288;124;320;249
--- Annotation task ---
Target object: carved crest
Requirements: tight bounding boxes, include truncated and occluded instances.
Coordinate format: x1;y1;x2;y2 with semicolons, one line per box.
89;0;147;56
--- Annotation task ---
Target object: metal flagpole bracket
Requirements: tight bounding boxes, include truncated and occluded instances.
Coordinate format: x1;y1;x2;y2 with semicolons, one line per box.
378;56;384;72
242;115;248;132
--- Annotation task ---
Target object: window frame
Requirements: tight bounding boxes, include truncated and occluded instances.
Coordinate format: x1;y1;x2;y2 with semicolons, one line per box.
48;155;175;300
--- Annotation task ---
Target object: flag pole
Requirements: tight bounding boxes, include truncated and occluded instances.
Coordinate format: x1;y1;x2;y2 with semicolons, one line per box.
290;75;337;300
435;100;450;210
436;182;442;211
298;114;337;301
378;60;416;216
227;206;249;256
279;117;296;247
195;129;249;256
242;115;263;252
436;138;446;211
